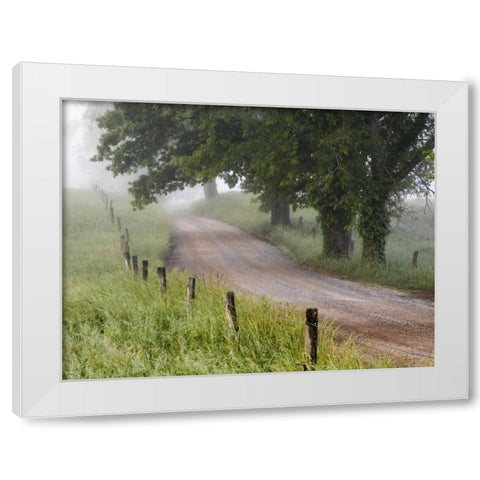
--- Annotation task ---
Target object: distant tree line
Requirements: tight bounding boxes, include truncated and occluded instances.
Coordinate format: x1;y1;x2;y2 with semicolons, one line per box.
91;103;434;264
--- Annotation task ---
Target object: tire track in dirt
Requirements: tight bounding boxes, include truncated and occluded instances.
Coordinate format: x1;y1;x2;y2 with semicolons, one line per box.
169;215;434;364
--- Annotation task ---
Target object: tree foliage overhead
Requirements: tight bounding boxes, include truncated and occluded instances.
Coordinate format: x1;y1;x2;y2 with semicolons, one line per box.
93;103;211;207
92;102;434;263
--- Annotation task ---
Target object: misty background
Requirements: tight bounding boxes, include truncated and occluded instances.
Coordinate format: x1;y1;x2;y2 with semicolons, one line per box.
62;100;236;207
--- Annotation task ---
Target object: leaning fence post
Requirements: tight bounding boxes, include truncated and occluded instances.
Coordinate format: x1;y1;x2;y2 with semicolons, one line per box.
116;216;121;232
225;291;239;332
412;250;419;268
304;308;318;368
132;255;138;276
142;260;148;282
187;277;196;304
157;267;167;293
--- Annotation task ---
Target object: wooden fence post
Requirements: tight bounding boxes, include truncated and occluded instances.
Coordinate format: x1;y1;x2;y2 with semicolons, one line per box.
132;255;138;276
116;217;121;232
304;308;318;368
110;206;115;224
142;260;148;281
157;267;167;293
125;228;130;244
225;291;239;331
120;235;126;251
123;240;131;271
412;250;419;268
187;277;196;303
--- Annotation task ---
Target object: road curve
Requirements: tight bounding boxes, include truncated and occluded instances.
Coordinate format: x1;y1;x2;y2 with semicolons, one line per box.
169;215;434;363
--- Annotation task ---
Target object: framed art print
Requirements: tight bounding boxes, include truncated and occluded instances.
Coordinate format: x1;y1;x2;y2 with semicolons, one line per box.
13;62;468;417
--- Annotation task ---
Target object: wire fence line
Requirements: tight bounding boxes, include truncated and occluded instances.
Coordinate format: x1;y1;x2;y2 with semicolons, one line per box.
91;185;434;366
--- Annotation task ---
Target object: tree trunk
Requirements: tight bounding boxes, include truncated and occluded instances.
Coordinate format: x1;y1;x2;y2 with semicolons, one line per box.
312;165;354;258
203;180;218;199
321;218;352;258
358;193;390;264
270;201;290;226
315;184;353;258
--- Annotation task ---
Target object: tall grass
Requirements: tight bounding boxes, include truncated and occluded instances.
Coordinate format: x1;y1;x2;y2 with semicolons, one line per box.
63;189;401;379
63;189;171;277
190;192;434;292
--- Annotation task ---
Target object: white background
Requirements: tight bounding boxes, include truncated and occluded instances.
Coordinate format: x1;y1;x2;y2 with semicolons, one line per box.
1;1;477;479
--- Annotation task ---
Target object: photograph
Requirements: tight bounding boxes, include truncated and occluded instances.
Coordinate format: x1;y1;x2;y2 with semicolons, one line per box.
62;100;435;380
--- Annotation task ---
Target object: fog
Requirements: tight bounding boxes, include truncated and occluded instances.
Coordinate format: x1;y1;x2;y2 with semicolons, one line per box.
62;100;238;208
63;101;129;191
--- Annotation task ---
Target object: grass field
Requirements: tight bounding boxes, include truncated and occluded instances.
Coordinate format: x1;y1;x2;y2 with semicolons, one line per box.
62;188;402;379
191;192;435;292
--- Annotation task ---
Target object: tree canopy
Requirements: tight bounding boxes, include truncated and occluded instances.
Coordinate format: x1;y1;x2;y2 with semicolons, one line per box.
92;102;434;263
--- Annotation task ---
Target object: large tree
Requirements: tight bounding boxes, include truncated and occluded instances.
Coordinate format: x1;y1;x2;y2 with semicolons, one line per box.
356;112;434;263
296;110;365;257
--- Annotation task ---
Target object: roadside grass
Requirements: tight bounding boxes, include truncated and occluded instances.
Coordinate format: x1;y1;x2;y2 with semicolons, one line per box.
63;188;403;379
63;189;171;277
190;192;434;292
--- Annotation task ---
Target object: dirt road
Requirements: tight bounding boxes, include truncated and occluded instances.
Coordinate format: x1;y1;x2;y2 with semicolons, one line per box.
169;215;434;364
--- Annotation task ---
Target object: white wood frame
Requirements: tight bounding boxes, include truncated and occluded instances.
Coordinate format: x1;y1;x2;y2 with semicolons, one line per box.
12;62;468;417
